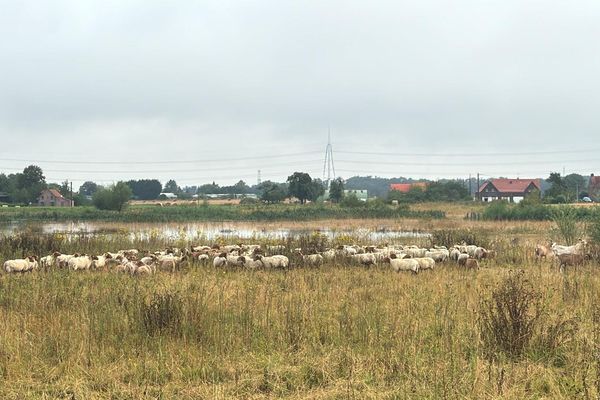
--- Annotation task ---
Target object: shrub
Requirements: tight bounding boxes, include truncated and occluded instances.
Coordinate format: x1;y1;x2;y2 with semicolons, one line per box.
479;271;543;360
93;182;132;211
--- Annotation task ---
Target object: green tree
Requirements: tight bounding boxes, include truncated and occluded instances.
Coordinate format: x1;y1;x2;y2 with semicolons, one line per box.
79;181;99;197
258;181;287;203
329;178;344;203
163;179;180;194
287;172;323;204
93;182;132;211
126;179;162;200
15;165;47;204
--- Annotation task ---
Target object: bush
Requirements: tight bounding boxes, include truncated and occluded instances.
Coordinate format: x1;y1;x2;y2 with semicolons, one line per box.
340;194;363;208
92;182;132;211
478;271;544;360
478;271;578;362
240;197;259;205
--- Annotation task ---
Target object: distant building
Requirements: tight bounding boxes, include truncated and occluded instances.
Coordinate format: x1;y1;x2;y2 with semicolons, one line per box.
389;182;428;193
478;178;541;203
159;192;178;199
37;189;74;207
589;174;600;200
344;189;368;201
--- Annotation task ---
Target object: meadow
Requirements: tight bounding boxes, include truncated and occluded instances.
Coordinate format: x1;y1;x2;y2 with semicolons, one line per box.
0;204;598;399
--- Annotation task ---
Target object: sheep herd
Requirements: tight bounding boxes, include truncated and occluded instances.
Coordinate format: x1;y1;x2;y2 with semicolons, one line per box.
2;242;495;276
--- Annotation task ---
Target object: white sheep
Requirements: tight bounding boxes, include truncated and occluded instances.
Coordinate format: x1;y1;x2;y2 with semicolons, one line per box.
383;256;419;274
68;255;93;271
254;254;289;269
213;253;228;268
4;256;38;273
414;257;435;271
351;253;377;266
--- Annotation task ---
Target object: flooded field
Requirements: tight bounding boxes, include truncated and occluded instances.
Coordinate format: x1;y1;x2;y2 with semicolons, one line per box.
0;220;431;243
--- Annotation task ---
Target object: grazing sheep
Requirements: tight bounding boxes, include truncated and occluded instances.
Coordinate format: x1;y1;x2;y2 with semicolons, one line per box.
449;248;461;262
4;256;38;273
457;254;469;266
552;240;587;256
253;254;289;269
557;253;588;272
382;256;419;274
414;257;435;271
464;258;479;270
351;253;377;267
474;247;489;260
91;254;112;270
535;244;554;260
321;249;336;262
425;250;449;263
213;253;228;268
68;255;93;271
56;253;80;268
40;252;61;269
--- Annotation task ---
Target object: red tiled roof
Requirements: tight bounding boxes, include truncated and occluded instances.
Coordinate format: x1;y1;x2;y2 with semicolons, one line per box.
390;182;428;193
47;189;65;199
479;178;541;193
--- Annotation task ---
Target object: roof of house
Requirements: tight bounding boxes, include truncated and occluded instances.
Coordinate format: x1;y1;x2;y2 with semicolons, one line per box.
40;189;67;200
389;182;428;193
479;178;541;193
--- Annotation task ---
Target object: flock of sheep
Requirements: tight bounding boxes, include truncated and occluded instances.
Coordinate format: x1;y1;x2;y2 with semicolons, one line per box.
2;242;495;275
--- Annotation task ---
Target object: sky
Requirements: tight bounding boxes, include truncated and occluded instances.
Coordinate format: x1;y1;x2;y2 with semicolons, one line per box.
1;0;600;188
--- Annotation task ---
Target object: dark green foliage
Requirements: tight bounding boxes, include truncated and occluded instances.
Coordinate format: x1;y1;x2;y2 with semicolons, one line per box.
163;179;181;194
482;201;595;221
387;181;470;203
126;179;162;200
328;178;344;203
92;182;132;212
78;181;99;196
287;172;324;204
340;193;363;208
259;181;288;203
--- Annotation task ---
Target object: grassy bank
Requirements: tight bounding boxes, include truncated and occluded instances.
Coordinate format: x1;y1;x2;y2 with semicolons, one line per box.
0;261;595;399
0;203;445;223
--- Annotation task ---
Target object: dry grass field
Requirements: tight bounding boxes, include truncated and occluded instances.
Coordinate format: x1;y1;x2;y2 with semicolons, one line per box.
0;203;598;399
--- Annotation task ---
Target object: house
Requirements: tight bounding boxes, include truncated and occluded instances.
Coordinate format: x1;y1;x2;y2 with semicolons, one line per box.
159;192;178;199
589;174;600;200
478;178;541;203
344;189;368;201
389;182;428;193
37;189;74;207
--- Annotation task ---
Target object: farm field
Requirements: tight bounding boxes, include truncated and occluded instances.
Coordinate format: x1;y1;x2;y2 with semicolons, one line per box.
0;205;598;399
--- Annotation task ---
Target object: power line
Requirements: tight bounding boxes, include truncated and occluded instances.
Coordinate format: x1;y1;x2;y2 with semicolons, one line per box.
0;160;323;174
0;150;323;165
334;158;600;167
336;148;600;157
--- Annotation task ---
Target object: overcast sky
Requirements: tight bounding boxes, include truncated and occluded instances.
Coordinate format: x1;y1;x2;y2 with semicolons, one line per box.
1;0;600;187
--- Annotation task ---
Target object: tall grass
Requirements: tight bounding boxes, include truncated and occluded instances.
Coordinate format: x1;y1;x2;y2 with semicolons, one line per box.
0;233;596;398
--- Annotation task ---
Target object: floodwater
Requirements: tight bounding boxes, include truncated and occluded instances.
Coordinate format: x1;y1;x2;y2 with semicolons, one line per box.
0;221;431;243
